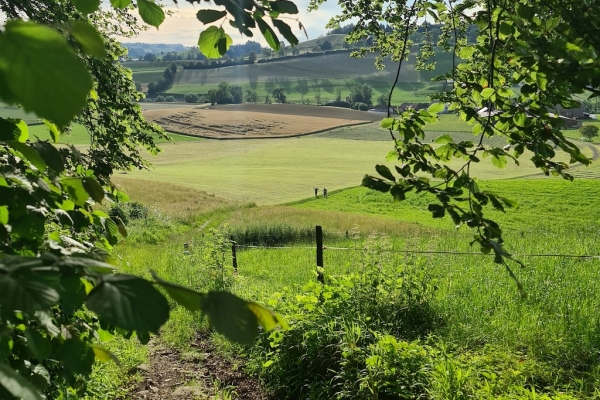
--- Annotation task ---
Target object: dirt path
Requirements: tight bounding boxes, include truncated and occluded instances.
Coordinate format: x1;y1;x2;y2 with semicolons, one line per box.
130;334;269;400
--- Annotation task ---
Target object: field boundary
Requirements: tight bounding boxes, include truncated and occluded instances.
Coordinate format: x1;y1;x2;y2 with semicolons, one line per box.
162;121;374;141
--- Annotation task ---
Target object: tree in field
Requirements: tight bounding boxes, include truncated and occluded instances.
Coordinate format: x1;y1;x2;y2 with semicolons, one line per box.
144;52;157;61
231;85;243;104
245;90;259;103
248;51;257;63
349;83;373;107
579;125;599;142
262;48;272;58
170;62;177;74
376;93;387;106
272;87;287;103
314;89;322;105
320;40;333;51
184;93;199;103
135;81;143;92
312;45;322;53
292;47;300;56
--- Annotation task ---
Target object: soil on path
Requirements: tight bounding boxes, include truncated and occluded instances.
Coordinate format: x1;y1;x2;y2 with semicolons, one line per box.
130;333;269;400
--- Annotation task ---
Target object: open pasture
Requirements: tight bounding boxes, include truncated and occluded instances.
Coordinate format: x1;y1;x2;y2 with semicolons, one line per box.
143;104;374;139
114;131;591;205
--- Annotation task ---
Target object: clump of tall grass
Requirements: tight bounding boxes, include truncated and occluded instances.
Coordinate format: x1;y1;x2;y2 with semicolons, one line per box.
230;223;320;246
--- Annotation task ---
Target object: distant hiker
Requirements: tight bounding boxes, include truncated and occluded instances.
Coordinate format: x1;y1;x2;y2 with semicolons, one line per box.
323;188;328;198
314;187;319;198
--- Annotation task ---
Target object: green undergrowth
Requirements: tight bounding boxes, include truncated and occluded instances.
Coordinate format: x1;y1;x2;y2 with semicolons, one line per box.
98;178;600;399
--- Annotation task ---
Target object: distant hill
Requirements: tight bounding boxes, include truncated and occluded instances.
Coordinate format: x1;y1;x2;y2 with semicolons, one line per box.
122;43;189;58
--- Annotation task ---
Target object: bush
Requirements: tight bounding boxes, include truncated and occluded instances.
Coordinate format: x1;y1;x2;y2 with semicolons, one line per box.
253;235;438;399
165;96;176;102
184;93;199;103
358;102;369;111
128;201;149;220
107;201;148;225
325;100;351;108
108;203;129;224
579;124;599;141
155;95;166;102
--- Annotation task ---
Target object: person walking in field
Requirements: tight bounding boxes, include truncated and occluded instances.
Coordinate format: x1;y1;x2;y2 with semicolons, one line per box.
314;187;319;198
323;188;328;198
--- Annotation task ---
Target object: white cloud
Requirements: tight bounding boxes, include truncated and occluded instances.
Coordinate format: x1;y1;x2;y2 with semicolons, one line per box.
118;0;343;47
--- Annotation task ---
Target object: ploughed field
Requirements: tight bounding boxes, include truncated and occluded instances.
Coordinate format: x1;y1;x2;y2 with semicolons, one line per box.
142;103;379;139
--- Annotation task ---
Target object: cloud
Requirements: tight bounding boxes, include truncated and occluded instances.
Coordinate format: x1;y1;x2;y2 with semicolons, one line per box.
119;0;343;47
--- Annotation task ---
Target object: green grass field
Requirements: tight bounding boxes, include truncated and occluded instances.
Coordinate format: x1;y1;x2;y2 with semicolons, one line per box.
28;124;201;145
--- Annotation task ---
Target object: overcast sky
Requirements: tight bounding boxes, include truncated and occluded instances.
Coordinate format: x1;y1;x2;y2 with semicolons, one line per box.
119;0;346;47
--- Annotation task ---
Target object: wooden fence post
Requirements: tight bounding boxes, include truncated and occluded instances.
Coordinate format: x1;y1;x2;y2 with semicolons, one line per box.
316;225;324;284
230;236;238;273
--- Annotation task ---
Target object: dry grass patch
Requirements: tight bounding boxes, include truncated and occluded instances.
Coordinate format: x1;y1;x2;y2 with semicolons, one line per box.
144;107;369;139
111;177;240;219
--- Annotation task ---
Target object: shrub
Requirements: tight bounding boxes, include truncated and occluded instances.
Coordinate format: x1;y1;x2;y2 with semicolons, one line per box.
108;203;129;224
155;95;166;102
325;99;351;108
128;201;149;220
358;102;369;111
579;124;599;141
184;93;199;103
253;235;438;399
272;87;286;103
165;95;176;102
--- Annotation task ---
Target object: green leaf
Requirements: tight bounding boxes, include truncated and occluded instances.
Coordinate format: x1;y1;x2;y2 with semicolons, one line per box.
199;291;259;346
272;19;299;46
427;102;445;114
0;206;7;225
30;365;50;391
271;0;299;14
513;112;527;127
136;331;150;345
115;216;128;237
31;142;64;173
435;134;454;144
0;362;42;400
70;21;106;58
0;118;28;142
390;185;406;201
362;175;391;193
61;178;89;207
0;21;93;127
196;9;227;24
0;272;59;313
198;26;233;59
499;196;519;209
43;120;60;143
380;118;395;129
91;344;120;365
25;330;52;362
428;204;445;218
247;302;288;331
82;178;104;203
491;155;507;169
137;0;165;28
7;142;46;172
481;88;495;99
385;150;398;162
458;46;475;59
59;339;95;375
71;0;100;14
375;164;395;181
110;0;132;8
256;17;280;51
86;274;170;334
151;271;203;312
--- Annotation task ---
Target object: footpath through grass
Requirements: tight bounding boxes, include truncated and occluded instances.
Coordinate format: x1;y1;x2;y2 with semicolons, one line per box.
85;176;600;399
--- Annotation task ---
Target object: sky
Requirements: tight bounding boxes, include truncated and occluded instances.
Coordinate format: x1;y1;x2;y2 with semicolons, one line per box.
119;0;346;47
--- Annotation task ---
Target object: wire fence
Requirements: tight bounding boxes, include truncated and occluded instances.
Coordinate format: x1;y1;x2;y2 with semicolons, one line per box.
229;226;600;282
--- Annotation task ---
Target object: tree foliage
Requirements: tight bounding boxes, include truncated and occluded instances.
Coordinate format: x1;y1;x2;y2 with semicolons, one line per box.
0;0;294;397
309;0;597;272
272;87;287;104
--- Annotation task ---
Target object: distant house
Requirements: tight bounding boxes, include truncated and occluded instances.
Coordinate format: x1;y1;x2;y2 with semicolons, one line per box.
552;104;585;119
397;102;430;112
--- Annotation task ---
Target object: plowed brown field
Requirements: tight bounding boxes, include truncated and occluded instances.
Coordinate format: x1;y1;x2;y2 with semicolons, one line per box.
143;104;379;139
